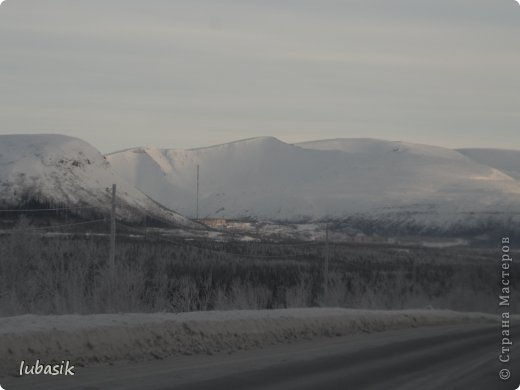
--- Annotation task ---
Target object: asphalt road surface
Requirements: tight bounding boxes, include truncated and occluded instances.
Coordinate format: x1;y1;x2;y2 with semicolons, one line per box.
2;323;518;390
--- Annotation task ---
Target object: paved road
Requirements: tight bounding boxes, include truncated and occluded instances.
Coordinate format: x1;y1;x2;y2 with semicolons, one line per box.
2;323;518;390
172;324;519;390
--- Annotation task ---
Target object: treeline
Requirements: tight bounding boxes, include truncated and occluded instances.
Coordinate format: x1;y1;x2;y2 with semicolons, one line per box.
0;225;516;316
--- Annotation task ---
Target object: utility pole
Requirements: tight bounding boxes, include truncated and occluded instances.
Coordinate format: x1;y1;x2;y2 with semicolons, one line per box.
196;164;200;220
109;184;116;275
324;224;329;298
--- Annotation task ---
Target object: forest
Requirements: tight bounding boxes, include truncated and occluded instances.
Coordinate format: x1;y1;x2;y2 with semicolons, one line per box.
0;216;515;316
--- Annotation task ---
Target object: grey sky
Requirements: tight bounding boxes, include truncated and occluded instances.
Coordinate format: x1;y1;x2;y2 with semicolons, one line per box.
0;0;519;153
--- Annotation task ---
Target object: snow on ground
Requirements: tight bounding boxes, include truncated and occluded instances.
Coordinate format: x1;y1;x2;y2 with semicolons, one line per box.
458;148;520;180
0;308;496;377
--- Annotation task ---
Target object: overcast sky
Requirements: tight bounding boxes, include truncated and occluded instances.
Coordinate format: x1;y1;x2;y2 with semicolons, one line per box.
0;0;519;153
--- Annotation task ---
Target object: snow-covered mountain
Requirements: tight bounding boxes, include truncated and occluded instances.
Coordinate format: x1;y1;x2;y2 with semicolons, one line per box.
0;134;199;228
106;137;520;235
457;148;520;180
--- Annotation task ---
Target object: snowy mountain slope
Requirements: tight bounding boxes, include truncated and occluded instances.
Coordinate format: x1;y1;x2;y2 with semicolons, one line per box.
106;137;520;233
0;134;199;228
296;138;466;160
457;148;520;180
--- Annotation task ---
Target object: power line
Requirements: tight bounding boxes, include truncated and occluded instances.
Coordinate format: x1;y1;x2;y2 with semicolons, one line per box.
122;202;204;231
196;164;200;220
324;223;329;296
0;206;102;213
117;221;313;260
109;184;116;275
5;218;106;233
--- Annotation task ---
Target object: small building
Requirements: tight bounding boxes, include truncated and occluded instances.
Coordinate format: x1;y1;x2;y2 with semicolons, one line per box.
199;218;227;228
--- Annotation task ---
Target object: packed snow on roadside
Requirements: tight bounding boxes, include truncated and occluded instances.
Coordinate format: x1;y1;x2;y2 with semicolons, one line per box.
0;308;496;376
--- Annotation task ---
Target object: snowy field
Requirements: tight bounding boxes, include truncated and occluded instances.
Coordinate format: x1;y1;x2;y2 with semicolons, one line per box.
0;308;497;377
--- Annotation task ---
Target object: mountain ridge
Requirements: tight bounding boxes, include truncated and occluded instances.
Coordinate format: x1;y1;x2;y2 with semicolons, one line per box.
2;133;518;237
0;134;200;229
106;137;520;236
